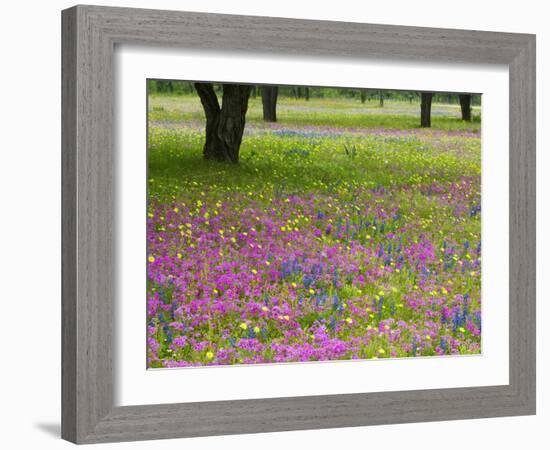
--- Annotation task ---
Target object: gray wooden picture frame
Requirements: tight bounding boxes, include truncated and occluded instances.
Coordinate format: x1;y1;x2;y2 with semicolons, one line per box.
62;4;536;444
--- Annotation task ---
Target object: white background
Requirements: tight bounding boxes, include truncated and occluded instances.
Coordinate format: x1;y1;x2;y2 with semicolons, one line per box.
116;48;509;405
0;0;546;449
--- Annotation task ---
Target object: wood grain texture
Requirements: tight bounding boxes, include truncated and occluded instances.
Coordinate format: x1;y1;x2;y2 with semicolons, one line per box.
61;6;77;443
61;4;536;444
508;37;536;409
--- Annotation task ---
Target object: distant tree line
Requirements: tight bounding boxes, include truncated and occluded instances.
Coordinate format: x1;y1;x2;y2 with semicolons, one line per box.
149;80;195;94
148;80;481;106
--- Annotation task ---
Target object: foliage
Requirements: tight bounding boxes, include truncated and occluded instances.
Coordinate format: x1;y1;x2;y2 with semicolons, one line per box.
147;80;482;105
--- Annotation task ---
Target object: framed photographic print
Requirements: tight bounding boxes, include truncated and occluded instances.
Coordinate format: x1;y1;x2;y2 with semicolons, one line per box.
62;5;536;444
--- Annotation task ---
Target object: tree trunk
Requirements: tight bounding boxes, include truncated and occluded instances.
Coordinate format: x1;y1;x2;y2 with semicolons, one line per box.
379;92;384;108
194;82;251;163
360;89;367;104
305;87;310;101
459;94;472;121
420;92;433;127
261;85;278;122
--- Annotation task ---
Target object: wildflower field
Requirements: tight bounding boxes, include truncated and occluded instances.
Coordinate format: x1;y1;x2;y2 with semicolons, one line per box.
147;93;482;368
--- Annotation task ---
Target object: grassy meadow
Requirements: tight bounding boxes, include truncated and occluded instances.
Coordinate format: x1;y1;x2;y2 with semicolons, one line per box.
147;93;482;368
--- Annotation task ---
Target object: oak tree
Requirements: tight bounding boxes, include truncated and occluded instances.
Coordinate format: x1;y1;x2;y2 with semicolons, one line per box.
194;83;252;163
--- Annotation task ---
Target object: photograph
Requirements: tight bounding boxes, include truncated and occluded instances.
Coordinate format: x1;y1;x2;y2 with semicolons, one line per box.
146;81;482;368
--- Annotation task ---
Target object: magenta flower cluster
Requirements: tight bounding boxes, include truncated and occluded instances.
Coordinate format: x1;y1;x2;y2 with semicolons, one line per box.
147;174;481;367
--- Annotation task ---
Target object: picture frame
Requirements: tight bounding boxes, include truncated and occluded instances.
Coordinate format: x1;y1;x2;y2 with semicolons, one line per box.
61;4;536;444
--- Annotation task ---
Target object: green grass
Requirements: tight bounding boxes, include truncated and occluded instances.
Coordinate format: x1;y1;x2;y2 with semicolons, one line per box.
148;95;481;132
148;126;480;201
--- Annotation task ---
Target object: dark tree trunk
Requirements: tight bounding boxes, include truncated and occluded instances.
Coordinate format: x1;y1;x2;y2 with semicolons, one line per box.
360;89;367;104
420;92;433;127
261;85;278;122
194;83;221;160
194;82;251;163
459;94;472;121
379;92;384;108
305;87;310;101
